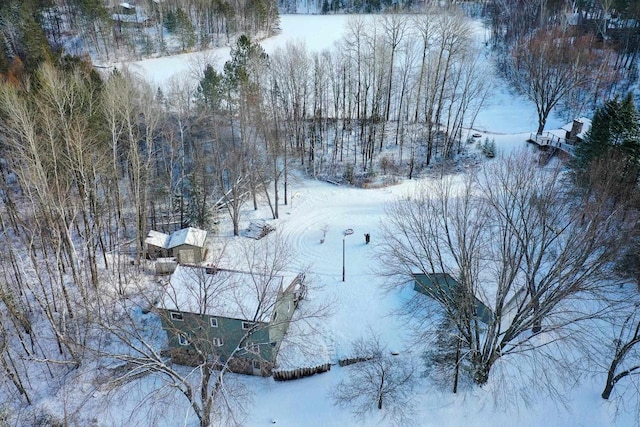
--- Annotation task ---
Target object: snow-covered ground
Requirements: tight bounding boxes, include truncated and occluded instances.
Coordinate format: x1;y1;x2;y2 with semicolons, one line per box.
75;14;632;427
112;15;350;95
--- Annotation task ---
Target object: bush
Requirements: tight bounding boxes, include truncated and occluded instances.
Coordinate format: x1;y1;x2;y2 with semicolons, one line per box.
343;163;355;185
379;155;394;174
481;138;496;158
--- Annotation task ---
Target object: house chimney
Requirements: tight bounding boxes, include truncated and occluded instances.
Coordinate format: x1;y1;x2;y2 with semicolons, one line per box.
570;119;583;140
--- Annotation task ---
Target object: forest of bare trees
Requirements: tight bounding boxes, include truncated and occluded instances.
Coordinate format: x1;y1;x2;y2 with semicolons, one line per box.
265;11;491;179
1;0;640;424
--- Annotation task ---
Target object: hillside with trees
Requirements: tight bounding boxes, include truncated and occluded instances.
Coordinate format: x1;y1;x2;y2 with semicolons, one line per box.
1;1;640;425
0;0;279;71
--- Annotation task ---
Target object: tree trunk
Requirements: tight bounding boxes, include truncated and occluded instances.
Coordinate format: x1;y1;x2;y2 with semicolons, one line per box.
532;297;542;333
601;378;615;400
453;338;461;393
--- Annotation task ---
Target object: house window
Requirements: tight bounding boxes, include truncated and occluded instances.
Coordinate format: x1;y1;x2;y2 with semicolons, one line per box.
246;342;260;354
171;312;184;321
242;321;253;330
210;317;218;328
212;337;223;347
252;360;260;370
178;334;189;346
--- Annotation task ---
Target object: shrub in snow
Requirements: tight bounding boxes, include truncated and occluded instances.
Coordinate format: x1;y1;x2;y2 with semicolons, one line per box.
481;137;496;158
343;164;355;185
423;316;472;393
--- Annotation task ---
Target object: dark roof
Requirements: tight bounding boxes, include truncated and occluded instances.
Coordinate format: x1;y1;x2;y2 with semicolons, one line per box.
412;273;493;324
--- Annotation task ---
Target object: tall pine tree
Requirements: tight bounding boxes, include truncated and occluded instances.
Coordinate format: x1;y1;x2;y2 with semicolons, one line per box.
573;93;640;183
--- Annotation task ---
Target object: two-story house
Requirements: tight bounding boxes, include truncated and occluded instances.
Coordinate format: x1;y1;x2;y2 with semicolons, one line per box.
157;265;305;376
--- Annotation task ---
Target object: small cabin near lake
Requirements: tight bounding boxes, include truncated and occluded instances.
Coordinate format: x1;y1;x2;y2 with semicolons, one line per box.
157;265;305;376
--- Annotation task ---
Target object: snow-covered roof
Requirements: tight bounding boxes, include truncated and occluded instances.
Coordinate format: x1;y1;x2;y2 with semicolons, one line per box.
112;12;149;23
112;4;149;23
167;227;207;249
145;230;169;248
561;117;592;139
160;265;295;322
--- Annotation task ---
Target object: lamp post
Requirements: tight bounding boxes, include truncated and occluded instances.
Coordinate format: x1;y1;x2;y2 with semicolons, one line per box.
342;228;354;282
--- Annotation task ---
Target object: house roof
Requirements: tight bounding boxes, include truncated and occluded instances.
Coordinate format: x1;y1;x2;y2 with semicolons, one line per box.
561;117;592;139
160;265;297;322
145;230;170;248
167;227;207;249
146;227;207;249
412;272;494;324
112;3;149;23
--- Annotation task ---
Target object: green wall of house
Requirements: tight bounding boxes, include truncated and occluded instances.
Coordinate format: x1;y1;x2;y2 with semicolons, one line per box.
158;309;274;363
412;273;494;324
157;273;303;375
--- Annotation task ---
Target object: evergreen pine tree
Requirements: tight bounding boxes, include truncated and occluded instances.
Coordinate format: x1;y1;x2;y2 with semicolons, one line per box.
573;93;640;178
322;0;330;14
197;65;224;112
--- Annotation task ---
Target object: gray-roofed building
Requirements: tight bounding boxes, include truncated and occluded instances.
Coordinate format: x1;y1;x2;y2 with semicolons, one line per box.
412;272;493;325
145;227;208;264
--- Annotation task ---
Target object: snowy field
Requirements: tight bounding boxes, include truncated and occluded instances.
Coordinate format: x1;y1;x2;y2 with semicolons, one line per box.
84;14;631;427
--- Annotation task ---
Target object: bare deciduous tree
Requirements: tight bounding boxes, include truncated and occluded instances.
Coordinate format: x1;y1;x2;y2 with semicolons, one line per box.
601;302;640;401
89;232;323;427
378;150;630;385
332;333;415;425
508;28;612;134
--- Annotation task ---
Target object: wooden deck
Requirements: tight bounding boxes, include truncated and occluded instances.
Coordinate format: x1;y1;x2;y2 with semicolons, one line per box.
527;132;576;156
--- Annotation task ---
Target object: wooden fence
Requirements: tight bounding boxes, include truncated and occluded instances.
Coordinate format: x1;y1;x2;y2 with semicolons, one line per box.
338;356;372;367
273;363;331;381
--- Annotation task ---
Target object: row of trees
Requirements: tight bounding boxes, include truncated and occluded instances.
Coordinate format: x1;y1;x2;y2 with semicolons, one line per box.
507;26;621;134
489;1;634;132
492;0;640;67
260;11;491;177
